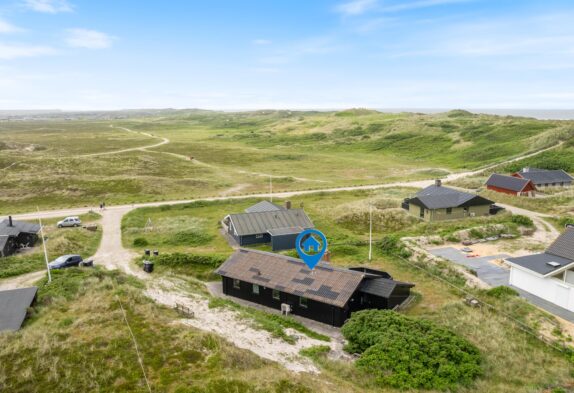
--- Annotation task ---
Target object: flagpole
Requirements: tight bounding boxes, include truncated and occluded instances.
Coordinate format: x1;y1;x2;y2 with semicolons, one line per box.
270;176;273;202
369;203;373;262
37;207;51;283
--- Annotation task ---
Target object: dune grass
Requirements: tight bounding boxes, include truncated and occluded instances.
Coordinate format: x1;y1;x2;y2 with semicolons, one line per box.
2;110;572;213
0;212;102;279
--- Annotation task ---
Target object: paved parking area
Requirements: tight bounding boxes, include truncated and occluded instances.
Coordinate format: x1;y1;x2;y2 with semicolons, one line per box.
430;247;574;323
430;247;510;287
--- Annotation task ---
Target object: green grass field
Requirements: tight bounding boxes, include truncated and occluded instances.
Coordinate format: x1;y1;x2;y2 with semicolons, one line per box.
119;188;574;392
2;109;573;214
0;212;102;279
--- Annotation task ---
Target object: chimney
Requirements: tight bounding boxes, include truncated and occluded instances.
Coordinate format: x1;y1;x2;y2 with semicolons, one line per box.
285;200;292;210
8;216;13;227
523;167;530;173
322;250;331;262
435;179;442;187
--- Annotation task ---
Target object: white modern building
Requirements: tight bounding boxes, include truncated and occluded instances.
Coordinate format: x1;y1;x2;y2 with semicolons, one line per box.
506;228;574;311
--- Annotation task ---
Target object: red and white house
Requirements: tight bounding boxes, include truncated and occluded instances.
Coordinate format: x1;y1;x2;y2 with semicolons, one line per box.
485;173;537;197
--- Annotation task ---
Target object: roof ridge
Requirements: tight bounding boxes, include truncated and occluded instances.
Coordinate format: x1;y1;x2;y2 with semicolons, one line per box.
235;248;365;276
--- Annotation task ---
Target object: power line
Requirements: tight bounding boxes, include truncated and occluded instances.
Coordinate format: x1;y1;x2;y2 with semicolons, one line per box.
113;280;152;392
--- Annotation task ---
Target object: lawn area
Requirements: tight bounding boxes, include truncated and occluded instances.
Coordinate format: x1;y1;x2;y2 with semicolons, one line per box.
119;187;574;392
2;109;573;213
0;212;102;279
0;268;338;393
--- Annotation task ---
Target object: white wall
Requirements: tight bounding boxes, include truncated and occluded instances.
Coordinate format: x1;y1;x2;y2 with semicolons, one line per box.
509;267;574;312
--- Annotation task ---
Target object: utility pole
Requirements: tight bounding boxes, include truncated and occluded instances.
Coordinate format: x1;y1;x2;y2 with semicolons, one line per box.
37;207;51;283
369;202;373;262
269;176;273;202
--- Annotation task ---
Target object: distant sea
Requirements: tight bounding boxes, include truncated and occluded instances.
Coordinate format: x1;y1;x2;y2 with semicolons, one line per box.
376;108;574;120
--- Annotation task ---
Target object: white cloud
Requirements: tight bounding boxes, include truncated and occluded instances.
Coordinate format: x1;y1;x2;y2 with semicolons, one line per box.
335;0;378;16
23;0;73;13
0;20;23;34
253;39;272;45
380;0;471;13
0;43;55;59
65;29;114;49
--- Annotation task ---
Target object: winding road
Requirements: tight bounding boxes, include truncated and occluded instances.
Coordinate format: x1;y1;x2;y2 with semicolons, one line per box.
0;136;565;285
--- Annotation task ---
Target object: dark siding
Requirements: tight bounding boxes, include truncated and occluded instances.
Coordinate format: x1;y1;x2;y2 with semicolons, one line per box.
221;276;349;326
0;237;18;258
271;233;299;251
238;233;270;246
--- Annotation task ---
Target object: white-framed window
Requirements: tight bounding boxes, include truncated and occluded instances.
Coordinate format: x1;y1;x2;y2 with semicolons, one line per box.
233;279;240;289
255;234;264;239
299;296;308;309
272;289;280;300
252;284;260;295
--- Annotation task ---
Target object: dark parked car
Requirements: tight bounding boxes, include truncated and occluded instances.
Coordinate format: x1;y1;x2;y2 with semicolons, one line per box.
48;254;83;270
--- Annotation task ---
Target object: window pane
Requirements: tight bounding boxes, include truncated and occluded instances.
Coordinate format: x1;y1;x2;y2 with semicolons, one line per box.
253;284;259;294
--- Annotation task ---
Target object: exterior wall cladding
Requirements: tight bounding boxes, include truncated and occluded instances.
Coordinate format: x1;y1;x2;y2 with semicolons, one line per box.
221;277;408;327
408;203;490;221
228;224;300;250
222;276;349;326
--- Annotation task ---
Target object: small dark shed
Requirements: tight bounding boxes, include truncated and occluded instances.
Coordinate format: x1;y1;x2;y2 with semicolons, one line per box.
0;286;38;332
0;217;41;258
216;249;414;326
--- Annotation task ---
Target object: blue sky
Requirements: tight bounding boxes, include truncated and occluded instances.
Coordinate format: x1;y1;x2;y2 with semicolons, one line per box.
1;0;573;110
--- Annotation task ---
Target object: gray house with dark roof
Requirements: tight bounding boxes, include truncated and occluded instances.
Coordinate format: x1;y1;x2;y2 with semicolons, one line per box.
507;228;574;311
513;167;573;188
216;249;414;326
403;180;494;221
223;202;313;250
0;216;41;258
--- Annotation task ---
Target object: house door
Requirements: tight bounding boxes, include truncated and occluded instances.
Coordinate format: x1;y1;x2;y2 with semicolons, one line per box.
555;284;570;310
419;207;424;219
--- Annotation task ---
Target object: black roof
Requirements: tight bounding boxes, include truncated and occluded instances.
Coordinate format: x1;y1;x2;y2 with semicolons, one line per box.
517;168;574;185
547;228;574;261
0;287;38;332
0;219;41;237
506;253;573;276
216;249;364;307
409;185;494;209
359;277;414;298
485;173;533;192
507;228;574;276
228;209;314;236
267;226;305;236
245;201;285;213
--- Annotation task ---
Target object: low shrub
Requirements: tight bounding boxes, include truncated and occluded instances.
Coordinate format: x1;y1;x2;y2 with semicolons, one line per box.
341;310;482;391
153;252;225;268
511;214;534;227
485;286;519;299
133;237;149;247
379;235;412;258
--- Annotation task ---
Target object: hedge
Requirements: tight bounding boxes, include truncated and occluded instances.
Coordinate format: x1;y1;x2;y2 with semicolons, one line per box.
341;310;482;390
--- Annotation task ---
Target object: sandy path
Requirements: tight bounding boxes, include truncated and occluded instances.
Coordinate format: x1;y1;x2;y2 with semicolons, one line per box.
145;279;326;373
0;271;45;291
76;126;170;158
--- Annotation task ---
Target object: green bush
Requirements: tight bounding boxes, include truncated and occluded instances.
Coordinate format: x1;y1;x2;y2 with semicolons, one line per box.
341;310;482;390
511;214;534;227
379;235;411;258
485;286;519;299
153;252;225;268
133;237;149;247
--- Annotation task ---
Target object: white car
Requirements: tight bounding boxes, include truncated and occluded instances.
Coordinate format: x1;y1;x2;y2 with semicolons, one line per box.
57;216;82;228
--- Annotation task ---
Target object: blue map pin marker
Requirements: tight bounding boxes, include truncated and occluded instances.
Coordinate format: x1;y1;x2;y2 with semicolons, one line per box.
296;229;328;270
